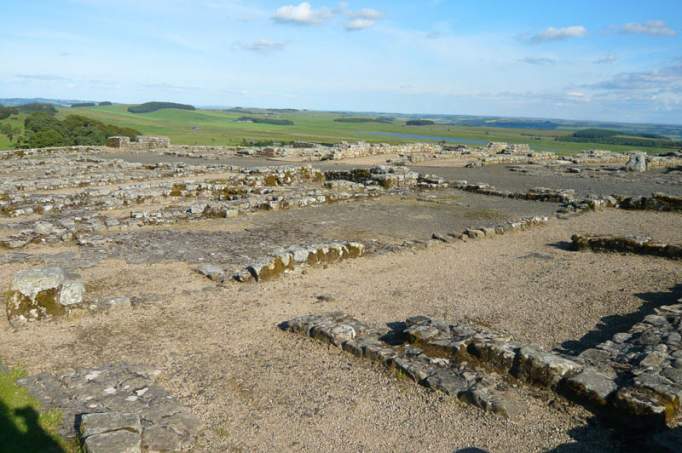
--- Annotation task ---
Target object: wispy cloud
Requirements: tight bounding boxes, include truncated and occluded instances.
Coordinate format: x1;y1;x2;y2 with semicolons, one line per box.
585;62;682;92
234;39;287;53
272;2;331;25
616;20;676;37
345;8;383;31
528;25;587;43
593;54;617;64
14;74;69;81
518;56;556;65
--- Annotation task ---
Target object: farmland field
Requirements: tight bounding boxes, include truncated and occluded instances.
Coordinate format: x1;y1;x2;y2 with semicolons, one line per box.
0;103;679;154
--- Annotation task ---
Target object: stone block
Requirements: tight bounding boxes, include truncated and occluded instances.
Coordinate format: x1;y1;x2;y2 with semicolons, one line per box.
6;267;84;325
513;346;582;388
563;367;617;407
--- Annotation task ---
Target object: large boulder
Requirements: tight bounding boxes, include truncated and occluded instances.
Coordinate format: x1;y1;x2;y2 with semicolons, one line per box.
5;267;84;325
626;152;647;172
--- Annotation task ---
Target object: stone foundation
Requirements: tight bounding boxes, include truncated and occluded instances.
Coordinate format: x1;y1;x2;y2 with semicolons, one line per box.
282;302;682;431
572;234;682;260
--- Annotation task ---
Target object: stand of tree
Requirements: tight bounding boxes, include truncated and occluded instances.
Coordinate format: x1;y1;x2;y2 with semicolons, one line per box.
17;113;140;148
70;102;97;108
236;116;294;126
406;119;435;126
0;106;18;120
128;102;196;113
15;103;58;115
333;117;394;124
557;128;682;148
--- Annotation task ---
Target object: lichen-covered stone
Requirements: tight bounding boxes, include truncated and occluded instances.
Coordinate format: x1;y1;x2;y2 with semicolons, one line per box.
563;367;618;407
514;346;582;388
6;267;84;325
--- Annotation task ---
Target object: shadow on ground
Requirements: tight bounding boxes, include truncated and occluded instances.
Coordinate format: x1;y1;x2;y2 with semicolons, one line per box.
0;399;65;452
557;283;682;355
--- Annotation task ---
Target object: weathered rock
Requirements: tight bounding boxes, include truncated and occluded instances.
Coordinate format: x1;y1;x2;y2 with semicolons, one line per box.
80;412;143;453
5;267;84;325
513;346;582;388
82;429;141;453
196;264;225;283
612;386;672;429
626;152;647;172
563;366;618;407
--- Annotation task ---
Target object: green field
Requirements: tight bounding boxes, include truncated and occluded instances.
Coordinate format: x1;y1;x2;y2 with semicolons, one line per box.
1;103;679;154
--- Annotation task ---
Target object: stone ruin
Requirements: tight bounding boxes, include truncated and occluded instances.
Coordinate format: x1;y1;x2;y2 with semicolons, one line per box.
106;135;170;150
1;139;682;451
281;299;682;433
572;234;682;260
18;363;200;452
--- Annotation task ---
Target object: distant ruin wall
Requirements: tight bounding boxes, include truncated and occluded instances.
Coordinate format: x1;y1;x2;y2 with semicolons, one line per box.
106;135;170;150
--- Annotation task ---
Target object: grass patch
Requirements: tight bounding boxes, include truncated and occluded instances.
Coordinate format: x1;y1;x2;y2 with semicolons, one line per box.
0;365;76;452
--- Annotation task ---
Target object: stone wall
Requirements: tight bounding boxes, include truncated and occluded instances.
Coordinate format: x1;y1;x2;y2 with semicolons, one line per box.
106;135;170;150
282;303;682;432
572;234;682;259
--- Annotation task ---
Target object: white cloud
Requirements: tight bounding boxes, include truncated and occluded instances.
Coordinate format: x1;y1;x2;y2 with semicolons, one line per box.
529;25;587;43
345;8;383;31
272;2;330;25
235;39;287;53
593;54;617;64
518;56;556;65
617;20;676;37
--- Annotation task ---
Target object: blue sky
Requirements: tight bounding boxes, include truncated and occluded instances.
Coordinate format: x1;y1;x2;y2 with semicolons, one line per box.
1;0;681;123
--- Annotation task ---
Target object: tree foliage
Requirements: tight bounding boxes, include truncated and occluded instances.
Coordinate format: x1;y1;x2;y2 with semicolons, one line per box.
0;106;19;120
236;116;294;126
128;102;195;113
15;103;58;115
406;119;435;126
557;128;682;148
18;113;140;148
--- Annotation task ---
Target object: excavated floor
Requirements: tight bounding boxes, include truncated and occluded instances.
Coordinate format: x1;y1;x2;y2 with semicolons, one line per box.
1;148;682;452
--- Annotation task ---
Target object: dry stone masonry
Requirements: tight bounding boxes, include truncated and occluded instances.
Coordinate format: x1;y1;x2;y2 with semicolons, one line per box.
572;234;682;260
282;305;682;433
280;313;513;416
17;363;200;452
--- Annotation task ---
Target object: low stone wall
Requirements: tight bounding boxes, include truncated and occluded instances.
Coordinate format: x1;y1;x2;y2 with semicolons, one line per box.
280;313;511;416
619;193;682;212
431;215;550;244
324;166;447;189
282;304;682;431
572;234;682;259
106;135;170;150
234;241;365;283
452;180;576;203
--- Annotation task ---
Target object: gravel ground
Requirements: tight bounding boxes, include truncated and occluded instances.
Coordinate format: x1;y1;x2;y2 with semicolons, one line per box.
1;208;681;452
411;163;682;197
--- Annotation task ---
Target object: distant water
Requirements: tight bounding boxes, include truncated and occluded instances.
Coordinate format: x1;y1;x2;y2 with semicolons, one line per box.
365;131;487;145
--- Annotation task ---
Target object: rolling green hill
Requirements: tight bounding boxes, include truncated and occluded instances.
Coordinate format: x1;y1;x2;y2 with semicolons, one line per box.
0;103;678;154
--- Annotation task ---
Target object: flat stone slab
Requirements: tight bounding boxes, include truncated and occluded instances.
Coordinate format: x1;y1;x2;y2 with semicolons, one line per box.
17;363;199;451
